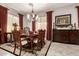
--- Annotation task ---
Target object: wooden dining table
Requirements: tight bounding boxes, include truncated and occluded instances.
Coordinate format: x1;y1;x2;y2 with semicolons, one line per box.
5;31;39;50
20;33;39;50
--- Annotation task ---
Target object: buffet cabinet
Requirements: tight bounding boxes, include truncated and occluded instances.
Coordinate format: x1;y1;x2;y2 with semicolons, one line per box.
53;29;79;45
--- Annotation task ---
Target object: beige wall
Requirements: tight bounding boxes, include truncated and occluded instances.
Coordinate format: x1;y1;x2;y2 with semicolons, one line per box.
52;4;79;29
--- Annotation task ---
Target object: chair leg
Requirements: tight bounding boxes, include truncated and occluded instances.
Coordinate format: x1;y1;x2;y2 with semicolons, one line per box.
19;46;22;56
13;45;16;54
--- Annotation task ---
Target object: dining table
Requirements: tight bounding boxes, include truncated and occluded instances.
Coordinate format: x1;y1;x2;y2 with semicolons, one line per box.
20;33;39;50
5;31;39;50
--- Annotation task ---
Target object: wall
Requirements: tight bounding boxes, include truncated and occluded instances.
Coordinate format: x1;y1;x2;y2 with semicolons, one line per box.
52;4;79;29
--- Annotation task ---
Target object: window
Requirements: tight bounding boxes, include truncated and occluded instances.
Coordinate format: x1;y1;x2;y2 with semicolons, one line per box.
7;13;19;32
36;16;47;31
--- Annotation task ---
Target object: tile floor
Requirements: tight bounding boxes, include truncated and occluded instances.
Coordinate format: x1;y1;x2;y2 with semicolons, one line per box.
47;42;79;56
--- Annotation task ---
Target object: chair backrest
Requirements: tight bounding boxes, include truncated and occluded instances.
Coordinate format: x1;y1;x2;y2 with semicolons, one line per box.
29;31;33;36
24;27;30;35
12;30;21;46
38;30;45;41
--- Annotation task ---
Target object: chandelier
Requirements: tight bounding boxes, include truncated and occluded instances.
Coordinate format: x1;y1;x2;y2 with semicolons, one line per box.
29;3;37;21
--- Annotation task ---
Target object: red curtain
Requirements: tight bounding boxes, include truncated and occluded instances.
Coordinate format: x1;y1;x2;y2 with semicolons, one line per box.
19;14;23;29
32;20;36;32
46;11;52;40
76;6;79;27
0;5;8;43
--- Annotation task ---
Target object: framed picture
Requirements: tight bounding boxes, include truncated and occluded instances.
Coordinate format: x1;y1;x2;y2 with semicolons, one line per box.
55;14;71;27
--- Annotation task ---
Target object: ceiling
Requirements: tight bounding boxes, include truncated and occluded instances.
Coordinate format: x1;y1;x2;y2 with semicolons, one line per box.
0;3;75;15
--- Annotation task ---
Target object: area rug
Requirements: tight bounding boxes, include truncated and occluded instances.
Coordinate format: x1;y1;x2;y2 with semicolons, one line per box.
0;40;50;56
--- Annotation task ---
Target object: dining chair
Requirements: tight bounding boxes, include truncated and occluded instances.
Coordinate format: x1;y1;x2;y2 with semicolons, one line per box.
33;30;45;50
13;29;35;55
38;30;45;48
12;30;22;56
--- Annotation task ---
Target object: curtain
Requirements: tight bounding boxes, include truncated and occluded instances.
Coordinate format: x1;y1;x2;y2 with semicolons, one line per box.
76;6;79;27
0;5;8;43
32;20;36;32
19;14;23;29
46;11;52;40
